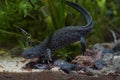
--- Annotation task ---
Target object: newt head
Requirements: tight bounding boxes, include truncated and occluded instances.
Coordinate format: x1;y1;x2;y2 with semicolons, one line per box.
22;45;47;59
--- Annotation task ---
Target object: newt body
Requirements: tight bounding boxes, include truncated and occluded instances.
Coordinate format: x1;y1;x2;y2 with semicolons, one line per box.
22;1;94;61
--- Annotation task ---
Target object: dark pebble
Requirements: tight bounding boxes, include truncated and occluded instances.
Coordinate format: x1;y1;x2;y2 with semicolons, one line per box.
113;43;120;52
93;59;107;70
54;60;78;73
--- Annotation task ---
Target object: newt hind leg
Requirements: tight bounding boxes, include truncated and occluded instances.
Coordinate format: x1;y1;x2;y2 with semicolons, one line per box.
80;36;86;55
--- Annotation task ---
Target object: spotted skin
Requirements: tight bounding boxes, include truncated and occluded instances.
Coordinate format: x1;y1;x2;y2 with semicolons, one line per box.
22;1;94;61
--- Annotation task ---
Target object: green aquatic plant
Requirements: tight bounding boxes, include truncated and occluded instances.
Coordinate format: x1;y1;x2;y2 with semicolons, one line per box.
0;0;120;59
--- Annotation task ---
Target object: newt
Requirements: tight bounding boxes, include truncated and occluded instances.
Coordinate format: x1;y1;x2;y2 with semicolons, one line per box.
22;1;94;62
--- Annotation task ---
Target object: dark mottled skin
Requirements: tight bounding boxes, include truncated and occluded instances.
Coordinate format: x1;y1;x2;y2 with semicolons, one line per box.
22;1;94;60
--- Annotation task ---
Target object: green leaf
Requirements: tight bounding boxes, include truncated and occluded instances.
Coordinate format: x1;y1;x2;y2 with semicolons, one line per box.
48;0;59;29
47;0;65;29
58;0;65;27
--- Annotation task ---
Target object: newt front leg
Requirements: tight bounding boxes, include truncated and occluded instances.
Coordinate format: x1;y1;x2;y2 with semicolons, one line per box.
43;48;52;63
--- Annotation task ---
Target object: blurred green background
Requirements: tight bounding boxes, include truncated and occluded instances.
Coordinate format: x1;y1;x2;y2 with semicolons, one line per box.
0;0;120;59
